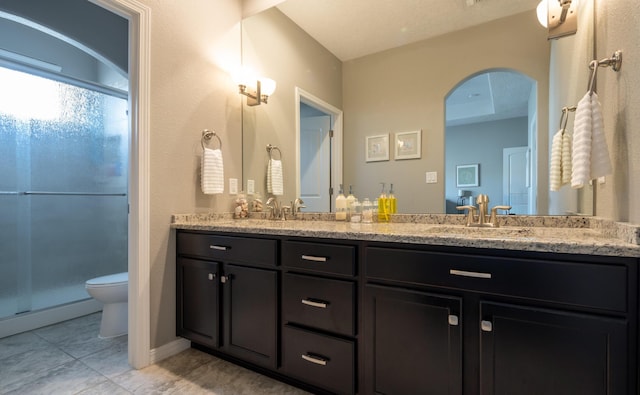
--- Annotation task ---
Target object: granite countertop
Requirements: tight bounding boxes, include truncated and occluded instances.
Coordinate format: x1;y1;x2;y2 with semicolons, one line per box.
171;213;640;258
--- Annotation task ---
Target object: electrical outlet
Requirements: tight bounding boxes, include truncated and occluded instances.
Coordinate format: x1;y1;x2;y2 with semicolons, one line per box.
425;171;438;184
229;178;238;194
247;179;255;194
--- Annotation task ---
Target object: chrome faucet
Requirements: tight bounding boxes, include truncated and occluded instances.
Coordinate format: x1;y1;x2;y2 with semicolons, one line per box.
457;194;511;227
292;198;306;218
266;197;291;220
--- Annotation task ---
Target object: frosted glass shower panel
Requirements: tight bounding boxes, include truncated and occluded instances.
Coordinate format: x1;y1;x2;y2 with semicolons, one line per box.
0;66;128;317
29;90;128;194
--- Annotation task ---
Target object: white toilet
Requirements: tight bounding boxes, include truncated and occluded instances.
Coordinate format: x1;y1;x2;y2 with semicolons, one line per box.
85;272;128;338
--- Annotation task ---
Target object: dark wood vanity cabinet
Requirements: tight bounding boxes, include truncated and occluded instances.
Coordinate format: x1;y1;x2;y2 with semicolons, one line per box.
365;245;637;395
176;231;278;369
176;230;638;395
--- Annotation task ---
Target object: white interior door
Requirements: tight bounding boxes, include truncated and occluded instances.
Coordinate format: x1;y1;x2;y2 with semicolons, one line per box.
503;146;531;214
300;115;331;212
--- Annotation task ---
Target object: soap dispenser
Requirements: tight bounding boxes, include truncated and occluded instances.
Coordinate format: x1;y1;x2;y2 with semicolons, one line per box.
346;185;356;220
377;183;388;222
388;183;397;214
335;184;347;221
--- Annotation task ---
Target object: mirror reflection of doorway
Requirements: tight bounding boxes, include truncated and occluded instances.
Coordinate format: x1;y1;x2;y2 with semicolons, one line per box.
296;88;343;213
445;70;537;215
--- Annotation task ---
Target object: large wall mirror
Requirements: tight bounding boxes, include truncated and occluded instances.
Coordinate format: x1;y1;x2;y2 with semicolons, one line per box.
241;0;594;215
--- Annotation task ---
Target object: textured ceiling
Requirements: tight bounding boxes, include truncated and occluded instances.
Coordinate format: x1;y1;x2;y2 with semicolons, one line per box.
277;0;541;61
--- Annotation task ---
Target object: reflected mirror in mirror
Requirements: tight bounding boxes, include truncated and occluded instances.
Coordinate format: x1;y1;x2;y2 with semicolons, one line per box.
241;0;595;215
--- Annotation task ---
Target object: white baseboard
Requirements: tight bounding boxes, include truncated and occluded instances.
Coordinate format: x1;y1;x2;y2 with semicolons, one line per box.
149;337;191;364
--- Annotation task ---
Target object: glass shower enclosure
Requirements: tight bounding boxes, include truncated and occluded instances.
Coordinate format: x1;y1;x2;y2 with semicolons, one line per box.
0;65;128;324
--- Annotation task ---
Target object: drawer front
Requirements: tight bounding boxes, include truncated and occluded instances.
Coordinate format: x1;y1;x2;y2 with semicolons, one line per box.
282;240;356;276
283;273;356;336
366;247;628;313
282;325;355;395
177;232;277;266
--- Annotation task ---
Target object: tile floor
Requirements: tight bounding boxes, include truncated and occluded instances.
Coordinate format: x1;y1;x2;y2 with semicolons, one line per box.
0;313;310;394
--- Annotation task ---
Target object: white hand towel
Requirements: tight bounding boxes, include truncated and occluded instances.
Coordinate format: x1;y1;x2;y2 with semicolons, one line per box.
550;130;563;191
267;159;284;196
561;131;572;185
571;92;612;188
589;92;612;179
201;148;224;194
550;128;573;191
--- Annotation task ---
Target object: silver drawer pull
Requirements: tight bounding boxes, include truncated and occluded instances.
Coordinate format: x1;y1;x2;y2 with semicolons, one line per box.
210;245;228;251
481;320;493;332
301;353;328;366
301;299;328;309
301;255;327;262
450;269;492;279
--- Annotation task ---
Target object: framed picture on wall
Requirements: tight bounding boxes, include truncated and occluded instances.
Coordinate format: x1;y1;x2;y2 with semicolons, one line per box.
395;130;421;160
456;164;479;187
366;134;390;162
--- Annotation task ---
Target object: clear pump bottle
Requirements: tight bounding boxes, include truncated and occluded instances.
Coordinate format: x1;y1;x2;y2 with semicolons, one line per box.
335;184;347;221
388;183;397;214
346;185;356;221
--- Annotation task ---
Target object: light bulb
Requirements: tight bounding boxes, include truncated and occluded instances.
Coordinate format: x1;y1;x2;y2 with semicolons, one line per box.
536;0;548;28
260;78;276;96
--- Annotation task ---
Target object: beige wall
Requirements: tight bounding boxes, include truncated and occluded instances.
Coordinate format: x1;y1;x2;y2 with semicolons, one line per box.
343;10;549;213
141;0;243;348
594;0;640;223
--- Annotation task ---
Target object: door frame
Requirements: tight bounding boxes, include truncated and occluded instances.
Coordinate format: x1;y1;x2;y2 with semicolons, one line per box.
91;0;151;369
294;87;343;209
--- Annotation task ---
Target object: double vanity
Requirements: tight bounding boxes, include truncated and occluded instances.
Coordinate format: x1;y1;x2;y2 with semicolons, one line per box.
172;214;640;394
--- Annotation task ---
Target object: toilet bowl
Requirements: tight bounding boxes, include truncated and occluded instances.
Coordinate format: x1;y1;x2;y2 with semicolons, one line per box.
85;272;128;338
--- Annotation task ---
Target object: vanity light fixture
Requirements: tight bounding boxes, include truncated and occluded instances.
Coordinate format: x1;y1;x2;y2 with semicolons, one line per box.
233;68;276;106
536;0;578;39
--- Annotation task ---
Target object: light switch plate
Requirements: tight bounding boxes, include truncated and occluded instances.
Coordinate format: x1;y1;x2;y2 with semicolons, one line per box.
247;179;255;195
426;171;438;184
229;178;238;194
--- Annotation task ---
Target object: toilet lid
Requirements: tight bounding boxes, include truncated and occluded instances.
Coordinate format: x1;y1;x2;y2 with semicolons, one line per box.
86;272;128;286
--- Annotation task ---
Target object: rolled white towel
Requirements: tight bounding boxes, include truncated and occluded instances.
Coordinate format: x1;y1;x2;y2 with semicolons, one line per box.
201;148;224;194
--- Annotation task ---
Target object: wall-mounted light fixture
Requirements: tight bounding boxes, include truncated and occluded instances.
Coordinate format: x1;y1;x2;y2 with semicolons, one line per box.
232;68;276;106
536;0;578;40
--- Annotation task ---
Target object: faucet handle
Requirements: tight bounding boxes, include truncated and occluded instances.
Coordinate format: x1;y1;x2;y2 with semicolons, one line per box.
456;205;477;227
281;206;291;221
489;205;512;227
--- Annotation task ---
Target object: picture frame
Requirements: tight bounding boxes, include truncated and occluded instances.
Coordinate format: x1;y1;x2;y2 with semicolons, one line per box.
456;164;479;187
365;134;390;162
395;130;421;160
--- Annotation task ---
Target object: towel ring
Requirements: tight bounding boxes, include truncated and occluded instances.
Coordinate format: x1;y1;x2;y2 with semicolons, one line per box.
266;144;282;160
201;129;222;150
587;50;623;96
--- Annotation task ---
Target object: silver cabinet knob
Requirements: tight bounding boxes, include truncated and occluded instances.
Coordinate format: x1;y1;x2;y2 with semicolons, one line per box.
208;273;216;281
481;320;493;332
448;315;459;326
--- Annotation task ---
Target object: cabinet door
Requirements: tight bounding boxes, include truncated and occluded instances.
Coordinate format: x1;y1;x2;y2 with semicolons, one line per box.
480;302;628;395
223;264;278;369
176;257;220;348
365;285;463;395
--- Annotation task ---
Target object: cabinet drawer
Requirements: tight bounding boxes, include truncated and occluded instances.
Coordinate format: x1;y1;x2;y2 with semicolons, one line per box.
282;240;356;276
283;273;356;336
282;325;355;395
366;247;628;313
177;232;277;266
